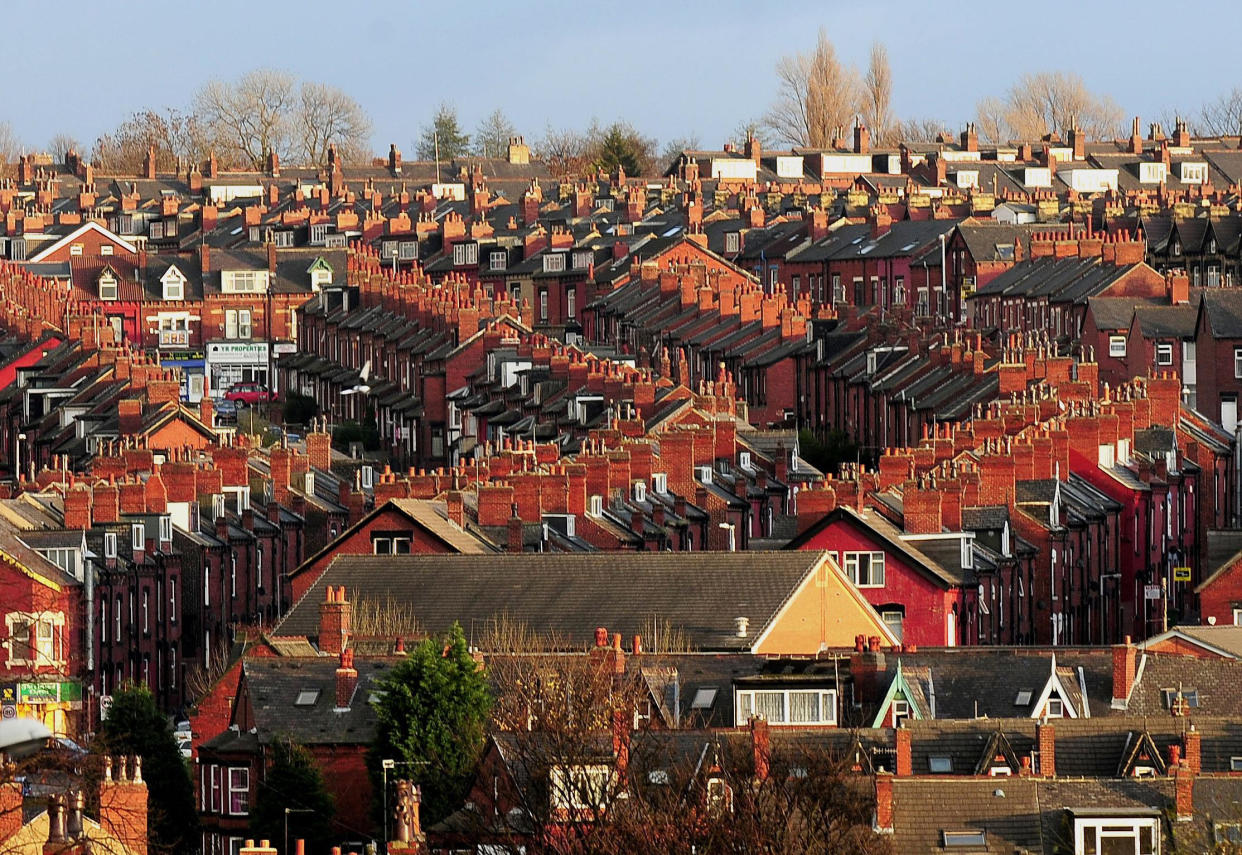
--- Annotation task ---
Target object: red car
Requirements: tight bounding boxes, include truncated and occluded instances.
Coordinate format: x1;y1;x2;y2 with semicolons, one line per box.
223;383;274;406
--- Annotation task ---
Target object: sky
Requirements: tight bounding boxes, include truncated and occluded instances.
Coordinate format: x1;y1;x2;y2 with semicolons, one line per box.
4;0;1238;158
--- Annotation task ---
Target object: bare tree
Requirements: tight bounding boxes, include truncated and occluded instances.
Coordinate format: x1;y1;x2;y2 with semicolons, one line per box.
1199;87;1242;137
48;133;82;165
194;68;297;169
659;135;701;169
892;117;951;144
534;124;588;177
863;42;893;145
765;28;861;148
473;109;518;159
0;121;23;177
294;81;372;167
973;96;1008;144
979;72;1123;142
91;109;206;174
731;118;764;149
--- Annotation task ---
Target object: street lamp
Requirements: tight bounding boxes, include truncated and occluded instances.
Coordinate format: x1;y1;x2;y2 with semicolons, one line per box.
284;806;313;855
15;432;26;484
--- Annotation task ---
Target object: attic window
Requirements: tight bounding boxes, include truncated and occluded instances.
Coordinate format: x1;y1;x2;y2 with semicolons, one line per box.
1014;690;1033;706
1046;698;1065;717
1230;757;1242;772
295;689;320;706
1161;689;1199;708
691;688;717;710
943;831;987;847
928;756;952;773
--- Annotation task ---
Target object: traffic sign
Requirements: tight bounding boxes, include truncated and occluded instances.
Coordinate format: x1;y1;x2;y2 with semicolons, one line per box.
1173;567;1192;582
1144;585;1162;600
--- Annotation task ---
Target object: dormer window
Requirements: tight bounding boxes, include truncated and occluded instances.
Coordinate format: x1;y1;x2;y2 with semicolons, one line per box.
221;270;268;293
543;253;566;273
452;242;479;266
572;251;592;270
161;266;186;301
1180;162;1208;184
98;269;118;301
308;258;333;290
489;250;508;271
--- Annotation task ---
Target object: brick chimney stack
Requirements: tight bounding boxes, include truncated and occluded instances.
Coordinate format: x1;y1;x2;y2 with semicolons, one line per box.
335;649;358;710
319;585;351;656
1112;636;1137;707
750;716;770;782
854;122;870;155
100;757;148;855
1037;722;1056;776
388;144;402;174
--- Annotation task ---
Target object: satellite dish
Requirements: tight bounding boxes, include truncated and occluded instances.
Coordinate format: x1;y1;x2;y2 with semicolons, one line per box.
0;717;53;759
341;360;372;397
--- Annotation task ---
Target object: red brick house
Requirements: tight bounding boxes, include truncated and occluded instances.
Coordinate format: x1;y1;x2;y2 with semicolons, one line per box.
785;503;971;648
288;498;493;603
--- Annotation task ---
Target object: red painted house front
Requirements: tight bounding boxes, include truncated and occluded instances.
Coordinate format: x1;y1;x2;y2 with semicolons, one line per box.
0;535;83;736
785;507;967;648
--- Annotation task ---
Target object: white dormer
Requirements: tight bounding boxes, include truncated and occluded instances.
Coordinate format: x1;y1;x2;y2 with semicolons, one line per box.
633;481;646;503
1001;520;1012;558
1049;482;1062;529
161;265;186;301
1138;162;1167;185
589;495;604;516
1180;162;1208;185
308;257;334;291
1098;443;1115;468
652;473;668;494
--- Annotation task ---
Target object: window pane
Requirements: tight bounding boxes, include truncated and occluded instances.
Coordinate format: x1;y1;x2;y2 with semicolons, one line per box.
788;691;820;723
756;691;785;723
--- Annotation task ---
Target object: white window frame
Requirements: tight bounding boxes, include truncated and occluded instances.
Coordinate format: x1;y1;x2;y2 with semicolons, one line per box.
725;232;740;254
221;270;268;294
1234;347;1242;380
131;523;145;550
843;551;885;587
4;611;65;667
734;688;837;725
489;250;508;271
543;253;566;273
566;288;577;319
1155;343;1173;366
1072;816;1159;855
227;767;250;816
98;271;118;301
549;764;613;812
1110;336;1127;358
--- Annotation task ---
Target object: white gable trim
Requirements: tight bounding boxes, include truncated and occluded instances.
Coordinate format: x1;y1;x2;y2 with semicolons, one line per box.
1029;660;1078;719
748;552;899;654
28;221;137;262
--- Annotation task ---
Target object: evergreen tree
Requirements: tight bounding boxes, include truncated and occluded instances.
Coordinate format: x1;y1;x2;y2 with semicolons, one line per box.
249;739;336;855
593;123;645;176
416;103;470;163
368;624;491;825
95;683;198;855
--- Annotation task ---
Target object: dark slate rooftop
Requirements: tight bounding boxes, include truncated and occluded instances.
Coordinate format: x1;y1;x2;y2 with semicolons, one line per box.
276;551;831;651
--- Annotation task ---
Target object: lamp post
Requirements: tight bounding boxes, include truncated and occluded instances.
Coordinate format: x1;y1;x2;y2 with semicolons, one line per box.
717;521;736;552
15;432;26;484
284;806;313;855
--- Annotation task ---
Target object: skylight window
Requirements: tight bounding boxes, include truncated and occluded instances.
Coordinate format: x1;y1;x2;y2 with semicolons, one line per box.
943;830;987;847
901;243;918;251
929;756;953;773
295;689;320;706
691;688;718;709
1014;690;1033;706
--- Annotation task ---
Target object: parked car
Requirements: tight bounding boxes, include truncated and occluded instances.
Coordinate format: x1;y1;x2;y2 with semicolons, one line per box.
224;383;273;406
214;398;238;424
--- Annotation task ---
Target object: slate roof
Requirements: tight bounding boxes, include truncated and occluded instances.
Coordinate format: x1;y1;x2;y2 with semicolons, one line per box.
1199;289;1242;338
234;655;392;745
277;551;833;651
891;777;1179;855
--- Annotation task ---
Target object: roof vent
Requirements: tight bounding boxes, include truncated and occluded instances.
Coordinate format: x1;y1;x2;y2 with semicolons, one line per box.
735;616;750;638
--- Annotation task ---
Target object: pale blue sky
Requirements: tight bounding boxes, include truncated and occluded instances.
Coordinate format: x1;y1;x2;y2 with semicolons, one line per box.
6;0;1237;156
